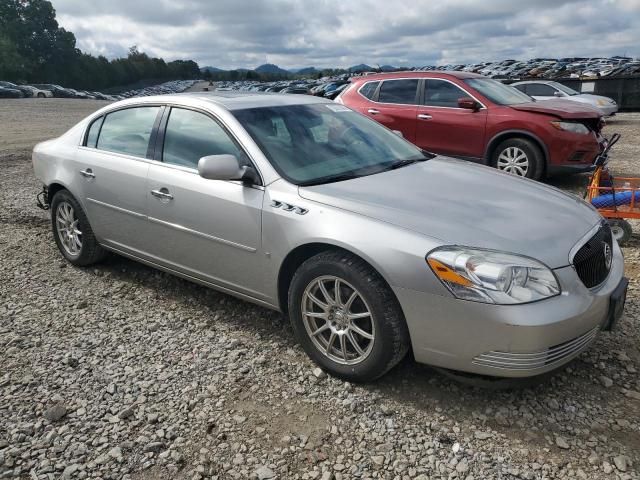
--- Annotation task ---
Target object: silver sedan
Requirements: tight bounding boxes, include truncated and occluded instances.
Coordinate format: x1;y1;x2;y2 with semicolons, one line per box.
511;80;618;116
32;93;627;382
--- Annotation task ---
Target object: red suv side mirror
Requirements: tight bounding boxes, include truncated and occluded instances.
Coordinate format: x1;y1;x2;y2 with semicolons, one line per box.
458;97;481;111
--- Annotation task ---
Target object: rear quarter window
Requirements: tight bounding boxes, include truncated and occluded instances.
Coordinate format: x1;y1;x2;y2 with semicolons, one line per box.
358;81;380;100
84;116;104;147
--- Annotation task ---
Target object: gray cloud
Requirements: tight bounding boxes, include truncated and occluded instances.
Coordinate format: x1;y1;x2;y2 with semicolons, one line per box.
51;0;640;69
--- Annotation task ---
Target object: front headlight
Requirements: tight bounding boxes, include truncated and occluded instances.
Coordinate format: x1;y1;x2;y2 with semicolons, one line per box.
597;99;607;106
550;121;590;135
427;247;560;305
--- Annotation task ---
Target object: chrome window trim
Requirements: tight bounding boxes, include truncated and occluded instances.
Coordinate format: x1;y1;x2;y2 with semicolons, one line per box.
359;77;487;110
364;77;420;106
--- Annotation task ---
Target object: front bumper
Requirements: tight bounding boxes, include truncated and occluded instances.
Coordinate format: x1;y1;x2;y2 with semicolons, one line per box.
394;240;625;377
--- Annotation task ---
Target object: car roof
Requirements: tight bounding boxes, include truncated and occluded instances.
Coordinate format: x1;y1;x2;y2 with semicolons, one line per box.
349;71;484;82
126;91;334;111
511;80;556;85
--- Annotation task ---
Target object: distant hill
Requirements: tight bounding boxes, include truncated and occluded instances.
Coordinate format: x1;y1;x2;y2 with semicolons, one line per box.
290;67;318;75
349;64;374;72
201;66;225;73
380;65;398;72
255;63;290;75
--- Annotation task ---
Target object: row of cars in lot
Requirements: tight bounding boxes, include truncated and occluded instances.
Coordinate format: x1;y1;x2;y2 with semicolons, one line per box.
0;79;198;100
415;56;640;80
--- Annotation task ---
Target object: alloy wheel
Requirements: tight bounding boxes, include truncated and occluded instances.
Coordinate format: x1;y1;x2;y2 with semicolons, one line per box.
55;201;82;256
497;146;529;176
301;275;375;365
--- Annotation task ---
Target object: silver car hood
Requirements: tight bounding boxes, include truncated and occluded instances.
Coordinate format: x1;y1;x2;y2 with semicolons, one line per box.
298;157;601;268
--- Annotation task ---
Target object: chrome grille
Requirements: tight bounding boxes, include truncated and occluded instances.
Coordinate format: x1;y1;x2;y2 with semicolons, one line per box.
472;327;598;371
573;223;612;288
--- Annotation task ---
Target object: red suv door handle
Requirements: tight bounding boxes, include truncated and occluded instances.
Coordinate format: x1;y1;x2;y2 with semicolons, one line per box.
417;114;433;120
367;108;380;115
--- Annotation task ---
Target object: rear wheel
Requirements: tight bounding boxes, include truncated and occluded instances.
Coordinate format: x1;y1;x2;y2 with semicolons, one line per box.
608;219;632;244
492;137;543;180
37;92;45;98
288;251;410;382
51;190;107;266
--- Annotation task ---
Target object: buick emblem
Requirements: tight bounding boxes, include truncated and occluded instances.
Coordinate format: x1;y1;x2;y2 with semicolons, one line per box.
603;242;612;269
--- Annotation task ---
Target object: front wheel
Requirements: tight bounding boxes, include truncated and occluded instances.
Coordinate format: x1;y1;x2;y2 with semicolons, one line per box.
608;219;632;244
492;138;543;180
288;251;410;382
51;190;107;266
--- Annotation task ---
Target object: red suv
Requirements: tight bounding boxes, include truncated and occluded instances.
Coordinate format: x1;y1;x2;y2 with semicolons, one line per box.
337;72;604;180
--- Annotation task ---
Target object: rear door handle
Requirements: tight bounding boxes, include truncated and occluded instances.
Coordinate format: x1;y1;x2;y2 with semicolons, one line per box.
79;168;95;178
417;114;432;120
367;108;380;115
151;188;173;200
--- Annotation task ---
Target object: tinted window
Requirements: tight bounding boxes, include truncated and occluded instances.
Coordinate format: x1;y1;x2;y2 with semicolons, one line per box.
97;107;160;157
424;79;468;108
464;78;532;105
512;84;528;94
526;83;557;96
162;108;247;168
85;116;103;147
233;104;427;185
359;81;379;100
378;79;418;104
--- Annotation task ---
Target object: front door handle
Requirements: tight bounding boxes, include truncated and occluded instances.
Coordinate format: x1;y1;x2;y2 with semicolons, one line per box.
367;108;380;115
151;188;173;200
417;114;432;120
79;168;95;178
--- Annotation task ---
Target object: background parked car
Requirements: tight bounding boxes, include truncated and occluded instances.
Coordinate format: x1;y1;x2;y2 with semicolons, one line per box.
0;81;52;98
0;85;23;98
511;80;618;116
31;84;76;98
338;71;605;180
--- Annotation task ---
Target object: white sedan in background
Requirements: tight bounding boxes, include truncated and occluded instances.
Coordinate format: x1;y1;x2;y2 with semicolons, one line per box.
512;80;618;116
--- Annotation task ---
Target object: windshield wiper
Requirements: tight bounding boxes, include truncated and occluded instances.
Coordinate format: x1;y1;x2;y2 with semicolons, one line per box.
386;156;430;171
299;172;364;186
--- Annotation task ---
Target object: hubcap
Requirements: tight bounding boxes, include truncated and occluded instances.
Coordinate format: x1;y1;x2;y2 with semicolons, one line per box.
497;146;529;176
301;275;375;365
610;225;624;241
55;201;82;256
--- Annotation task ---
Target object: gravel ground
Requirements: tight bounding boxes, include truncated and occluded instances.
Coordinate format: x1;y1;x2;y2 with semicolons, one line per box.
1;100;639;480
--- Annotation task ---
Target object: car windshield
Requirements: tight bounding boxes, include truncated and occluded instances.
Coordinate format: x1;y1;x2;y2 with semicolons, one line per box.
551;82;579;96
233;103;429;185
464;78;532;105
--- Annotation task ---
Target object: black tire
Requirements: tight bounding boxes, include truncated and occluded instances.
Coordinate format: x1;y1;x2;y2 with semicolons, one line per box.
288;250;410;382
492;137;544;180
37;92;45;98
50;190;107;266
608;219;632;244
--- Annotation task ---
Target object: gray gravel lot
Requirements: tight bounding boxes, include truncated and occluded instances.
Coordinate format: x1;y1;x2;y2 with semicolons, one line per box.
1;99;639;480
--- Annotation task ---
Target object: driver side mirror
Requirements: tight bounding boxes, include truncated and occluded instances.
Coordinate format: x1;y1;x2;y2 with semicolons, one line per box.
198;154;259;185
457;97;481;111
553;91;564;97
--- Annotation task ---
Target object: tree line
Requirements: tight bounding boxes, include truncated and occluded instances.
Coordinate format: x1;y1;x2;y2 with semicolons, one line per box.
0;0;200;90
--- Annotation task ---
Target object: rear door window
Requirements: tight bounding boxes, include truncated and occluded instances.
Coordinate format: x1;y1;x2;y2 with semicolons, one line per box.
96;107;160;157
423;79;469;108
378;79;419;104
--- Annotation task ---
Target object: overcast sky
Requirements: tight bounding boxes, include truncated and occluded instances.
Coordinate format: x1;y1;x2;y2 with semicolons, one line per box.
51;0;640;69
